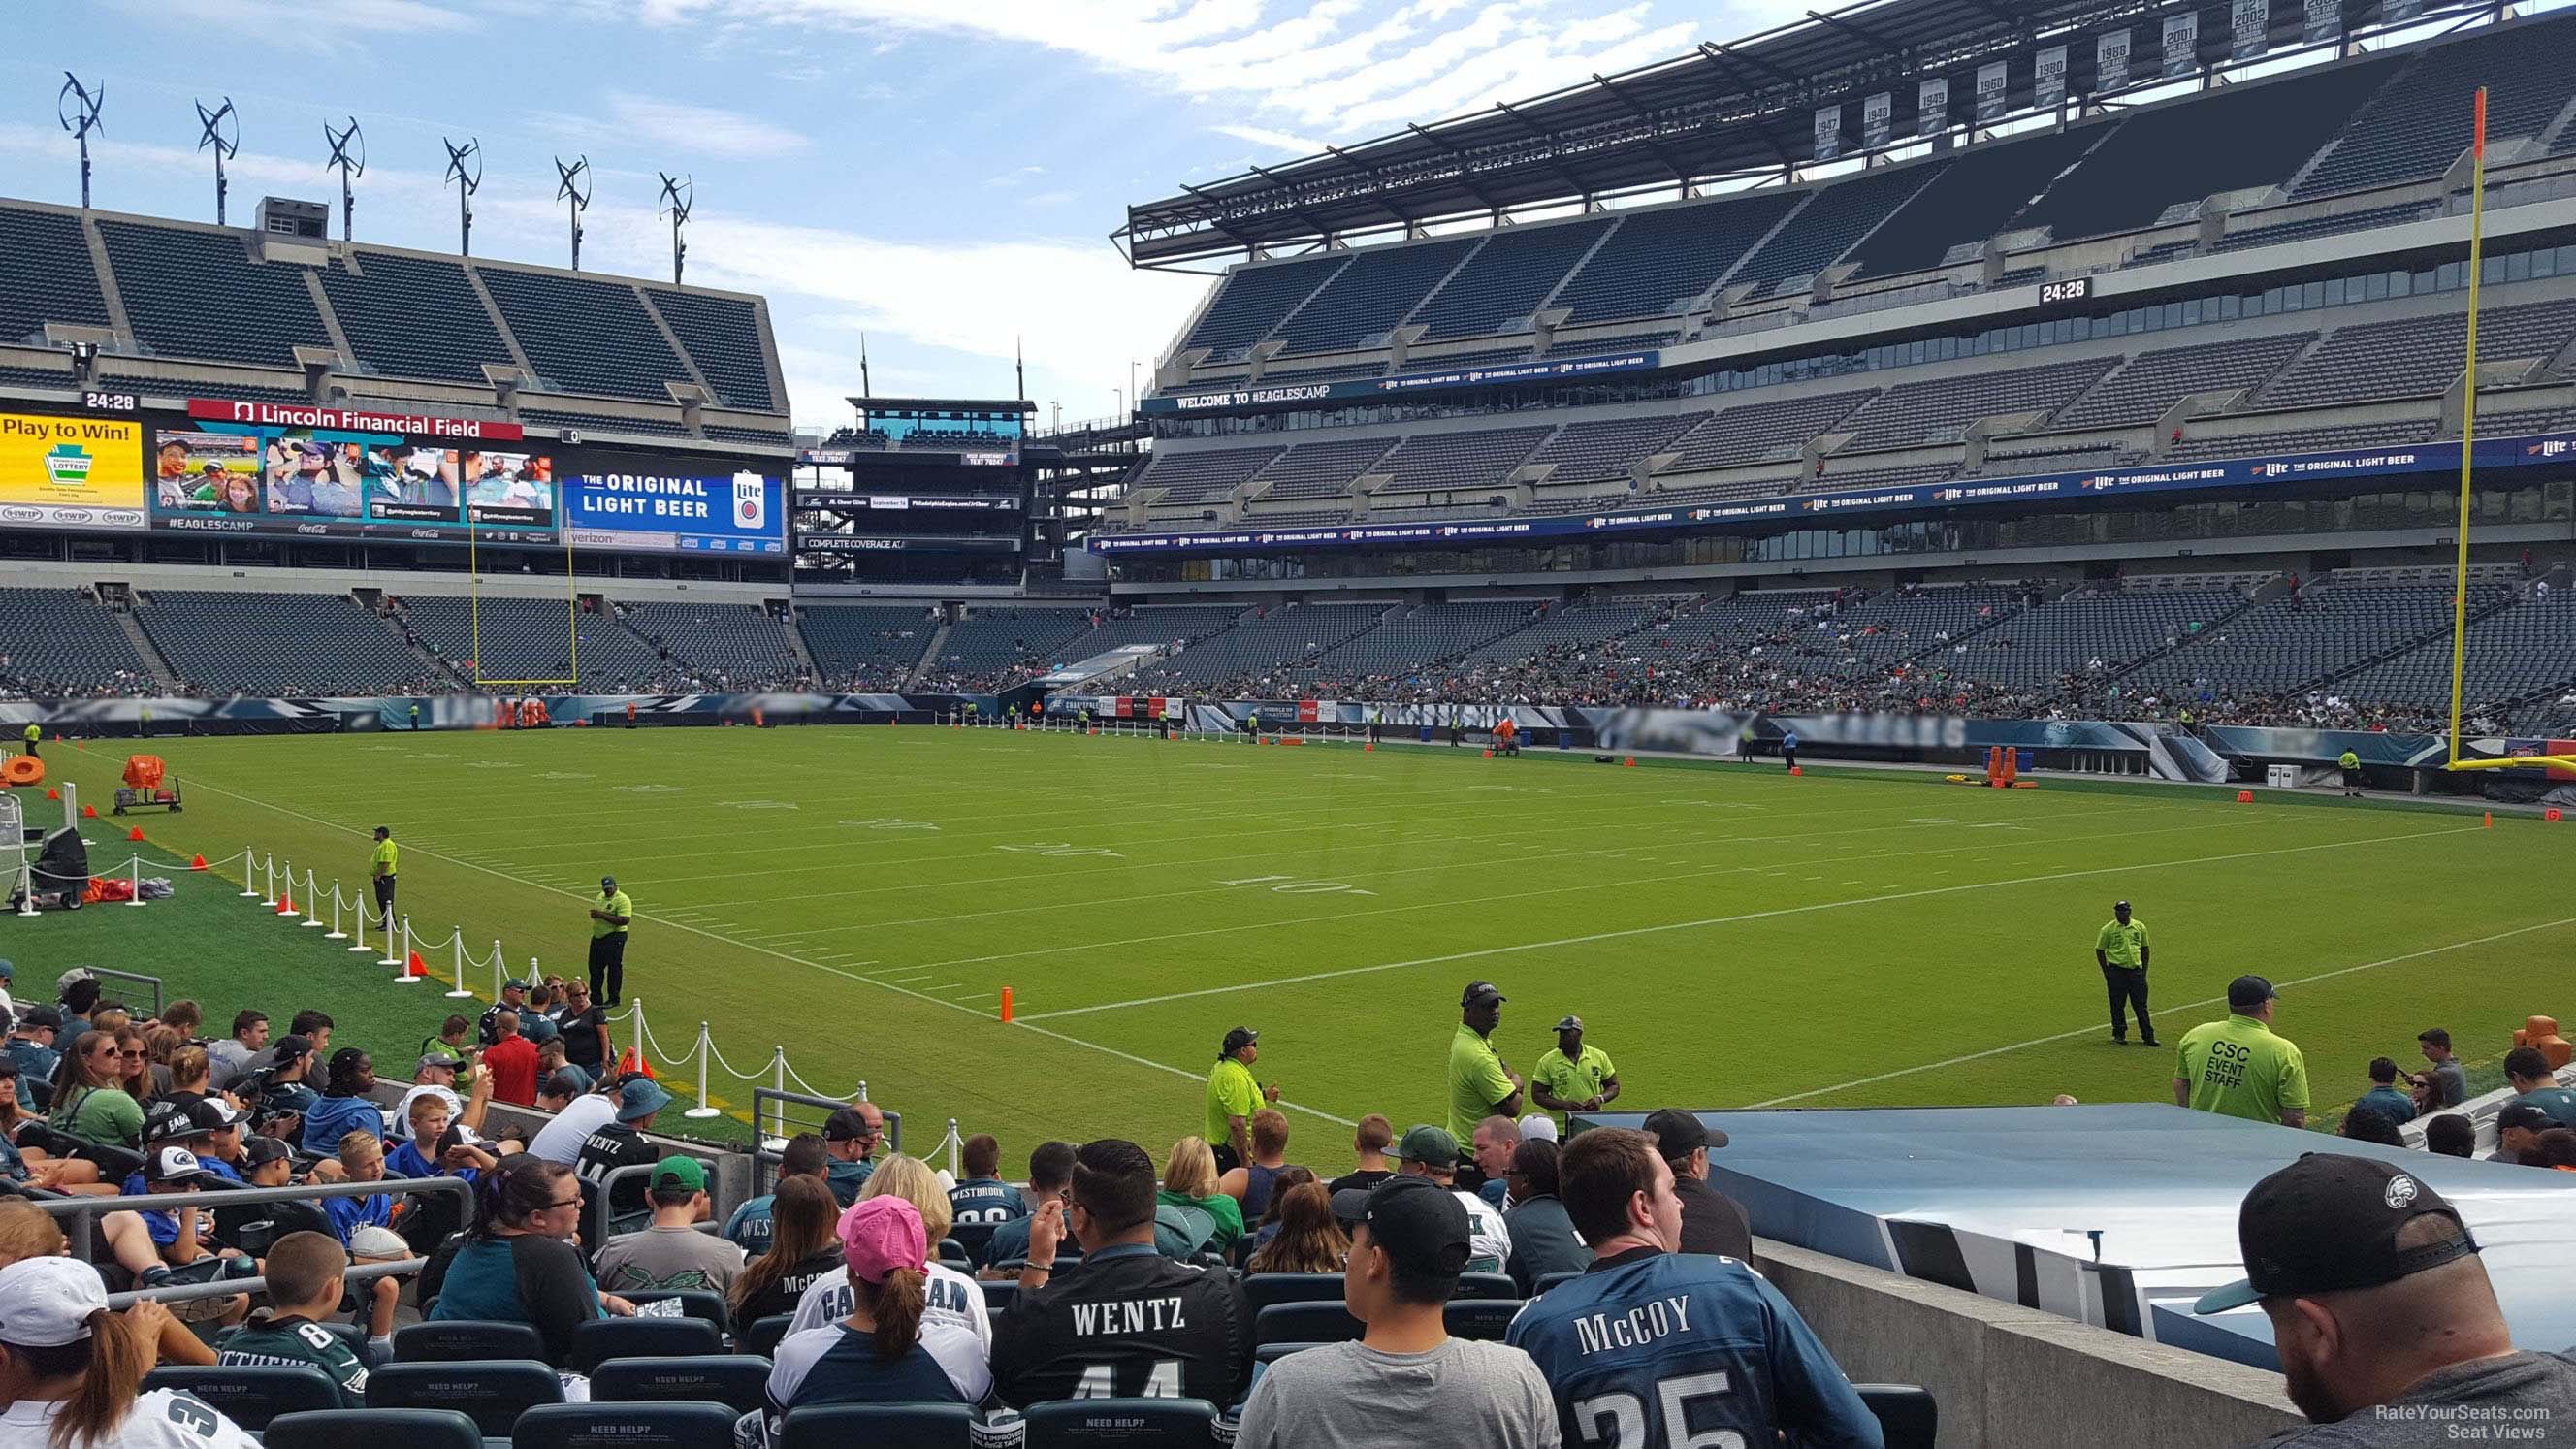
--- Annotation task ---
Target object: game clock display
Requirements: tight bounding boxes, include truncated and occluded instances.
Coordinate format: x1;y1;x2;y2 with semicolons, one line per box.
2037;277;2094;305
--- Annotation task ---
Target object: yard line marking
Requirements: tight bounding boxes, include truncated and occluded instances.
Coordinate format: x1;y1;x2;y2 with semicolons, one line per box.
1750;915;2576;1107
1012;1018;1359;1128
923;982;962;992
1016;822;2481;1021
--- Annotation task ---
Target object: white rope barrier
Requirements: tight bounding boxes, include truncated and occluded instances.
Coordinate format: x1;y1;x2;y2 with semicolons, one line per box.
299;872;325;927
238;847;260;899
324;883;348;941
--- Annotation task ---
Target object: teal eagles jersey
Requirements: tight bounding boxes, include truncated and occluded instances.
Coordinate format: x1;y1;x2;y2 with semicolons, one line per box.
217;1316;368;1402
1504;1250;1884;1449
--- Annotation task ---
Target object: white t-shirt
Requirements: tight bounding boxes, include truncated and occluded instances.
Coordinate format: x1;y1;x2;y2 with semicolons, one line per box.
0;1390;259;1449
388;1084;466;1141
528;1094;619;1163
785;1260;990;1349
1456;1190;1512;1271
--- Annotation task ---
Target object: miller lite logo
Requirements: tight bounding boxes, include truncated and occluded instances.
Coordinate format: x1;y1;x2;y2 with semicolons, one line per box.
732;473;768;530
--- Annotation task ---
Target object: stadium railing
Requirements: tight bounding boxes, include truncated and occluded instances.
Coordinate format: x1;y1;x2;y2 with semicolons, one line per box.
31;1176;470;1298
83;968;164;1020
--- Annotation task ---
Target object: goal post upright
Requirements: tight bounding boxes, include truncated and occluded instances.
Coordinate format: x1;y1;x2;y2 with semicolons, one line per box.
464;490;580;691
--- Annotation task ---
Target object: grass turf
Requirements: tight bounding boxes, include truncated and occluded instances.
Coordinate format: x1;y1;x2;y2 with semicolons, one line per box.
1;726;2556;1158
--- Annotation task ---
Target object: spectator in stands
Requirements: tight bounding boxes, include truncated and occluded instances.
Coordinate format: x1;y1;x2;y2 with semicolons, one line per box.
252;1012;335;1092
2194;1153;2576;1437
2418;1028;2468;1110
245;1036;317;1143
1205;1026;1275;1175
320;1133;404;1261
759;1196;990;1433
0;1199;213;1372
1530;1014;1619;1131
725;1133;829;1253
1158;1137;1245;1259
1642;1108;1753;1262
1390;1126;1509;1272
115;1144;253;1317
0;1256;260;1449
479;980;531;1048
56;979;97;1039
557;981;610;1080
1501;1139;1590;1296
982;1141;1075;1271
427;1155;633;1363
1239;1175;1555;1449
206;1010;265;1089
2491;1104;2551;1166
1243;1180;1347;1275
993;1139;1250;1407
821;1105;885;1207
729;1175;843;1326
298;1049;381;1157
0;1064;101;1195
111;1028;156;1102
2359;1057;2419;1125
391;1053;489;1143
2504;1046;2576;1127
519;986;561;1047
1509;1127;1880;1447
593;1156;745;1295
2339;1108;2406;1146
1470;1116;1521;1210
2535;1129;2576;1172
214;1230;391;1401
45;1031;143;1150
2425;1114;2476;1159
788;1156;990;1348
949;1133;1030;1241
1218;1110;1293;1220
1448;982;1523;1165
419;1015;470;1067
150;1047;211;1114
482;1014;539;1107
1328;1115;1398;1196
2175;976;2309;1127
386;1094;497;1186
5;1010;61;1105
572;1078;673;1240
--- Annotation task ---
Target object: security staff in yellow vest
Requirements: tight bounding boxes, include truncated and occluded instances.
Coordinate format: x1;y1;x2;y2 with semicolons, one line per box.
2339;749;2364;797
2094;899;2155;1047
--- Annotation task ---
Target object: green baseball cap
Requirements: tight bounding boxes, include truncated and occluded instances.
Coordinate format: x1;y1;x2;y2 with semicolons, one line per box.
1389;1124;1459;1163
650;1156;706;1193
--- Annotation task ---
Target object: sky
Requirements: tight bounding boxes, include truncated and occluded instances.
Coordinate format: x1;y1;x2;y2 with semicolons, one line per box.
0;0;1812;433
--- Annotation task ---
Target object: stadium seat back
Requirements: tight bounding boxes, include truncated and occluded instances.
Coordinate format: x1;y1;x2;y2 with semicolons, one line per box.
979;1280;1017;1317
935;1237;972;1268
365;1359;564;1436
1858;1383;1939;1449
570;1315;724;1373
1240;1273;1345;1314
1024;1397;1219;1447
740;1313;794;1359
393;1319;548;1363
144;1365;344;1424
1253;1301;1364;1345
1253;1341;1326;1365
948;1221;998;1263
1443;1299;1523;1341
779;1402;979;1449
1532;1271;1583;1296
620;1289;732;1332
591;1355;772;1414
513;1401;742;1449
266;1409;481;1449
1453;1272;1518;1300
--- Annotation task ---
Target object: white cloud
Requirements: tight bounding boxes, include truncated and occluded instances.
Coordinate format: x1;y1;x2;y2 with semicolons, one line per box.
104;0;479;33
598;94;811;159
1211;124;1331;155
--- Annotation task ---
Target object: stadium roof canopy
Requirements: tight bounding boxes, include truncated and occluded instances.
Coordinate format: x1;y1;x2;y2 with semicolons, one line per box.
1118;0;2496;268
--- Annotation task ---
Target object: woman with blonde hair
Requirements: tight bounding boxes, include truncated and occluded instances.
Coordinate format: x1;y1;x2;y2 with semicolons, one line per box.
783;1155;991;1351
1243;1181;1347;1275
1158;1137;1244;1257
0;1202;214;1373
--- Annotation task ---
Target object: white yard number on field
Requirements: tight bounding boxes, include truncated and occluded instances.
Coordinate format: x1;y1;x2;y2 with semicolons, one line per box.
995;843;1124;858
1219;874;1374;895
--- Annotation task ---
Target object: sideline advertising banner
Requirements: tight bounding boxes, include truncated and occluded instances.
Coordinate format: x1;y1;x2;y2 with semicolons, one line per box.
0;411;145;531
564;471;786;554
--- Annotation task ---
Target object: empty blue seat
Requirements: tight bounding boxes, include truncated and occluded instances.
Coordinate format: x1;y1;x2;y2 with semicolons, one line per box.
1532;1271;1583;1296
1452;1272;1519;1301
591;1355;771;1414
513;1401;742;1449
570;1315;724;1373
1024;1397;1219;1447
1443;1299;1523;1341
393;1319;547;1363
979;1280;1017;1317
779;1403;979;1449
1859;1384;1939;1449
621;1290;732;1333
365;1360;564;1437
1253;1341;1326;1365
1240;1273;1345;1314
145;1365;344;1423
267;1409;480;1449
741;1313;794;1359
1252;1302;1363;1346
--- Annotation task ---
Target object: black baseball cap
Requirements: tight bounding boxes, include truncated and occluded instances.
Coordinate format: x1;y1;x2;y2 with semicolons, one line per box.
2114;899;2131;911
0;1059;16;1080
17;1007;60;1032
1642;1107;1730;1159
2227;975;2278;1009
1329;1175;1470;1279
2496;1103;2551;1134
824;1107;881;1142
1461;981;1505;1007
242;1135;292;1168
2194;1153;2479;1314
1222;1027;1259;1054
271;1034;313;1063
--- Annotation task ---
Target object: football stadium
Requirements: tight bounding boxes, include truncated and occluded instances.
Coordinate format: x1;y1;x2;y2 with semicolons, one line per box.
3;0;2576;1443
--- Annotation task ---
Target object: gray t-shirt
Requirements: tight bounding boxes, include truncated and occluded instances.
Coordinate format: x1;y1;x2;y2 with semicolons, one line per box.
1235;1337;1561;1449
2262;1350;2576;1446
591;1223;747;1296
2430;1059;2468;1109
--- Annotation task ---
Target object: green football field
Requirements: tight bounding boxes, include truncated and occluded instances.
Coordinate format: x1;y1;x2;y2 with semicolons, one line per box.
6;725;2562;1159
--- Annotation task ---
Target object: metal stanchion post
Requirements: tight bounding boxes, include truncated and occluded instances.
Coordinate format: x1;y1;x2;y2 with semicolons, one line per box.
947;1117;961;1177
380;914;405;968
124;853;145;907
300;874;325;927
685;1022;720;1119
324;884;347;940
629;998;646;1063
448;943;483;1000
259;853;275;907
238;848;260;898
762;1047;789;1150
452;933;465;986
392;918;423;984
347;894;373;953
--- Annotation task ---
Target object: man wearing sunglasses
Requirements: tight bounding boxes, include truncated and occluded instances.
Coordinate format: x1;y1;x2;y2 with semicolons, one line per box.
821;1104;885;1208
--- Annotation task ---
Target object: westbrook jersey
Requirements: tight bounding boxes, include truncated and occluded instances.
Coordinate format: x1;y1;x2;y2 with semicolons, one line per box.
1505;1250;1884;1449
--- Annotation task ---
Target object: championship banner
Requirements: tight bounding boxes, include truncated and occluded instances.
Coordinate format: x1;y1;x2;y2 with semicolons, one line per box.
184;398;522;442
0;411;145;531
1917;77;1949;137
2035;46;2068;109
1975;61;2010;122
1861;91;1893;146
2097;30;2132;90
2163;12;2200;76
2231;0;2269;59
1813;103;1843;162
2383;0;2421;22
2302;0;2341;43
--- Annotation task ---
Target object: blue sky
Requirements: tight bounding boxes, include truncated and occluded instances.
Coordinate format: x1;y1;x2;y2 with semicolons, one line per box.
1;0;1803;429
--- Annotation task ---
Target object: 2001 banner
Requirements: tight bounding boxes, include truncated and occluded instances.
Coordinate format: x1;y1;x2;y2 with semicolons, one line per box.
0;412;146;531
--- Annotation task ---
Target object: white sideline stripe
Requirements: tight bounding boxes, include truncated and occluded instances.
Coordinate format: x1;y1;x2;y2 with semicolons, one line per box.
1015;822;2481;1021
174;772;1361;1130
1750;914;2576;1107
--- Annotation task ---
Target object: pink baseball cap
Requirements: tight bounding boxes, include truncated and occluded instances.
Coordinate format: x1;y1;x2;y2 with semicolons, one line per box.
838;1195;926;1284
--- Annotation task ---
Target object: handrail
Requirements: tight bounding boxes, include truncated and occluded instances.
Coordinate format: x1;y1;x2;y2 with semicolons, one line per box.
32;1175;473;1264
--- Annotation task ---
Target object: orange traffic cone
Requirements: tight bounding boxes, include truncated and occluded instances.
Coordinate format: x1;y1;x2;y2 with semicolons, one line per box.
275;889;296;916
126;826;144;842
1000;986;1014;1023
1789;765;1804;776
188;854;207;870
1482;749;1494;758
405;951;428;978
2237;789;2255;803
1623;757;1637;767
1363;742;1373;752
2486;812;2495;828
43;788;56;801
80;804;96;819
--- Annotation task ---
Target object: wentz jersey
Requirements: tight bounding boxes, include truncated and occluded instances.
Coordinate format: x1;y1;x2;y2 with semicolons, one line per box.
1504;1249;1883;1449
989;1242;1250;1410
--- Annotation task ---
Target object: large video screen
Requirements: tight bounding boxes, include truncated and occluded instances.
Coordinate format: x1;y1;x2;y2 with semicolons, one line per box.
153;426;555;540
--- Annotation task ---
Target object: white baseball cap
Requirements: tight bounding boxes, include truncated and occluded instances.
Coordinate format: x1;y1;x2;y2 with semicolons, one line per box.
1517;1114;1561;1143
0;1257;108;1348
